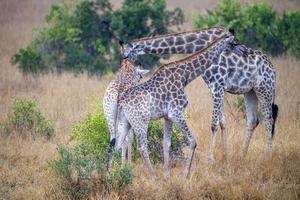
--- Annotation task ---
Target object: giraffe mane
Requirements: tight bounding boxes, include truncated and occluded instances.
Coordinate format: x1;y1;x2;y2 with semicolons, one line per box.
152;35;227;76
131;26;226;43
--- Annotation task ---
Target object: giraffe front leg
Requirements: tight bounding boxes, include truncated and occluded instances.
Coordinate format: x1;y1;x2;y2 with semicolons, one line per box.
163;118;173;179
208;91;224;162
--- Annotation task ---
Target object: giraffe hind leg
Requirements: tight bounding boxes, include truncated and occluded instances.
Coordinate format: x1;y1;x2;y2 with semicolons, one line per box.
130;118;157;179
255;89;275;155
170;113;196;178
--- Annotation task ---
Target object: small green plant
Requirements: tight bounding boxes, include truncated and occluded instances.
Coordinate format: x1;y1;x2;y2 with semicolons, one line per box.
147;119;187;164
50;143;133;198
4;99;55;139
70;111;110;155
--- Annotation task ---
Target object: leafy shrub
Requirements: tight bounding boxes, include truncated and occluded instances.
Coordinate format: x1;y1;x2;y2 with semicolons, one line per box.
12;0;184;74
50;143;133;199
11;43;45;74
71;106;187;164
194;0;300;58
147;119;187;164
3;99;55;139
71;112;110;155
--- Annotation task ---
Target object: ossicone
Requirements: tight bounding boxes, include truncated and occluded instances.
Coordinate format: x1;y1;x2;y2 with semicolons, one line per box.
119;40;124;46
228;28;235;35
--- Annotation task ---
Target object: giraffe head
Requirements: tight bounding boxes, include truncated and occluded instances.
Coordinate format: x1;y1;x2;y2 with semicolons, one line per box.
119;40;145;61
120;59;149;83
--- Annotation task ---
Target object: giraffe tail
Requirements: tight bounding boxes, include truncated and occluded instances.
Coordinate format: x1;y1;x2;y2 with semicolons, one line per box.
271;103;278;138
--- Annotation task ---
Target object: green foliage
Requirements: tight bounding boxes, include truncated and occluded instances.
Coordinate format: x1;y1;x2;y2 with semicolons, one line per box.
194;0;300;57
50;144;133;198
71;111;110;155
13;0;184;74
146;119;187;164
11;43;45;74
70;106;186;164
3;99;55;139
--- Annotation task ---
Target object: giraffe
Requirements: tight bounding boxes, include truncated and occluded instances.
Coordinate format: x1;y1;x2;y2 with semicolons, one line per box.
120;28;278;160
205;45;278;161
114;34;235;179
120;26;229;61
103;58;149;165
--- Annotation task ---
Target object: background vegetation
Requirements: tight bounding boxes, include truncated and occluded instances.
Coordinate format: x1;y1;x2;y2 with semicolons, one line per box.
11;0;300;75
194;0;300;57
11;0;184;74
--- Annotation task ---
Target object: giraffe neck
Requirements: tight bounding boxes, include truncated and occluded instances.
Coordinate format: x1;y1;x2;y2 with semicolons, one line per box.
183;36;227;85
132;27;226;54
117;59;136;95
149;36;228;88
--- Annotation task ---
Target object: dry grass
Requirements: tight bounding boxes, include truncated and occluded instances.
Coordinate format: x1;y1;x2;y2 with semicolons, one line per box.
0;0;299;199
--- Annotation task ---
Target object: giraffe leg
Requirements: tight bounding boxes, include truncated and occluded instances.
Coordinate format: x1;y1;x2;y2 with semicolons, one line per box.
116;111;131;168
243;90;259;157
130;118;157;179
163;118;173;178
127;129;134;164
136;130;157;179
208;90;224;162
255;88;275;155
219;101;227;160
170;113;196;178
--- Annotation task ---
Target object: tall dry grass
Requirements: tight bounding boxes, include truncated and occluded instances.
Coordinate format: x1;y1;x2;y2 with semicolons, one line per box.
0;0;299;199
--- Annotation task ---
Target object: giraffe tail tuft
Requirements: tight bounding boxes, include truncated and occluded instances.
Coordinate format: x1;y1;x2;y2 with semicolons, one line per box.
108;138;116;153
271;103;279;138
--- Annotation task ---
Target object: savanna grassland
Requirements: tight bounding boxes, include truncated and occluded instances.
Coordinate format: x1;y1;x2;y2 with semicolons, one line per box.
0;0;299;199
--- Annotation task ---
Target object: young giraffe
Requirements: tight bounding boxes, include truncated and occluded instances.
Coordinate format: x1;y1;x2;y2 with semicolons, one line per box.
103;59;149;164
114;34;234;179
121;29;278;160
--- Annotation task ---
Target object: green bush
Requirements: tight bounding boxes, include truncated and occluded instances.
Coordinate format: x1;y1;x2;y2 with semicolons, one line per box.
146;120;187;164
50;144;133;199
70;107;186;164
12;0;184;75
71;111;110;155
11;43;45;74
194;0;300;57
3;99;55;139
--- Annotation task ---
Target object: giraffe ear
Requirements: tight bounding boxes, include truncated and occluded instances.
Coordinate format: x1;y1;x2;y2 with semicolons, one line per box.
136;65;150;76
